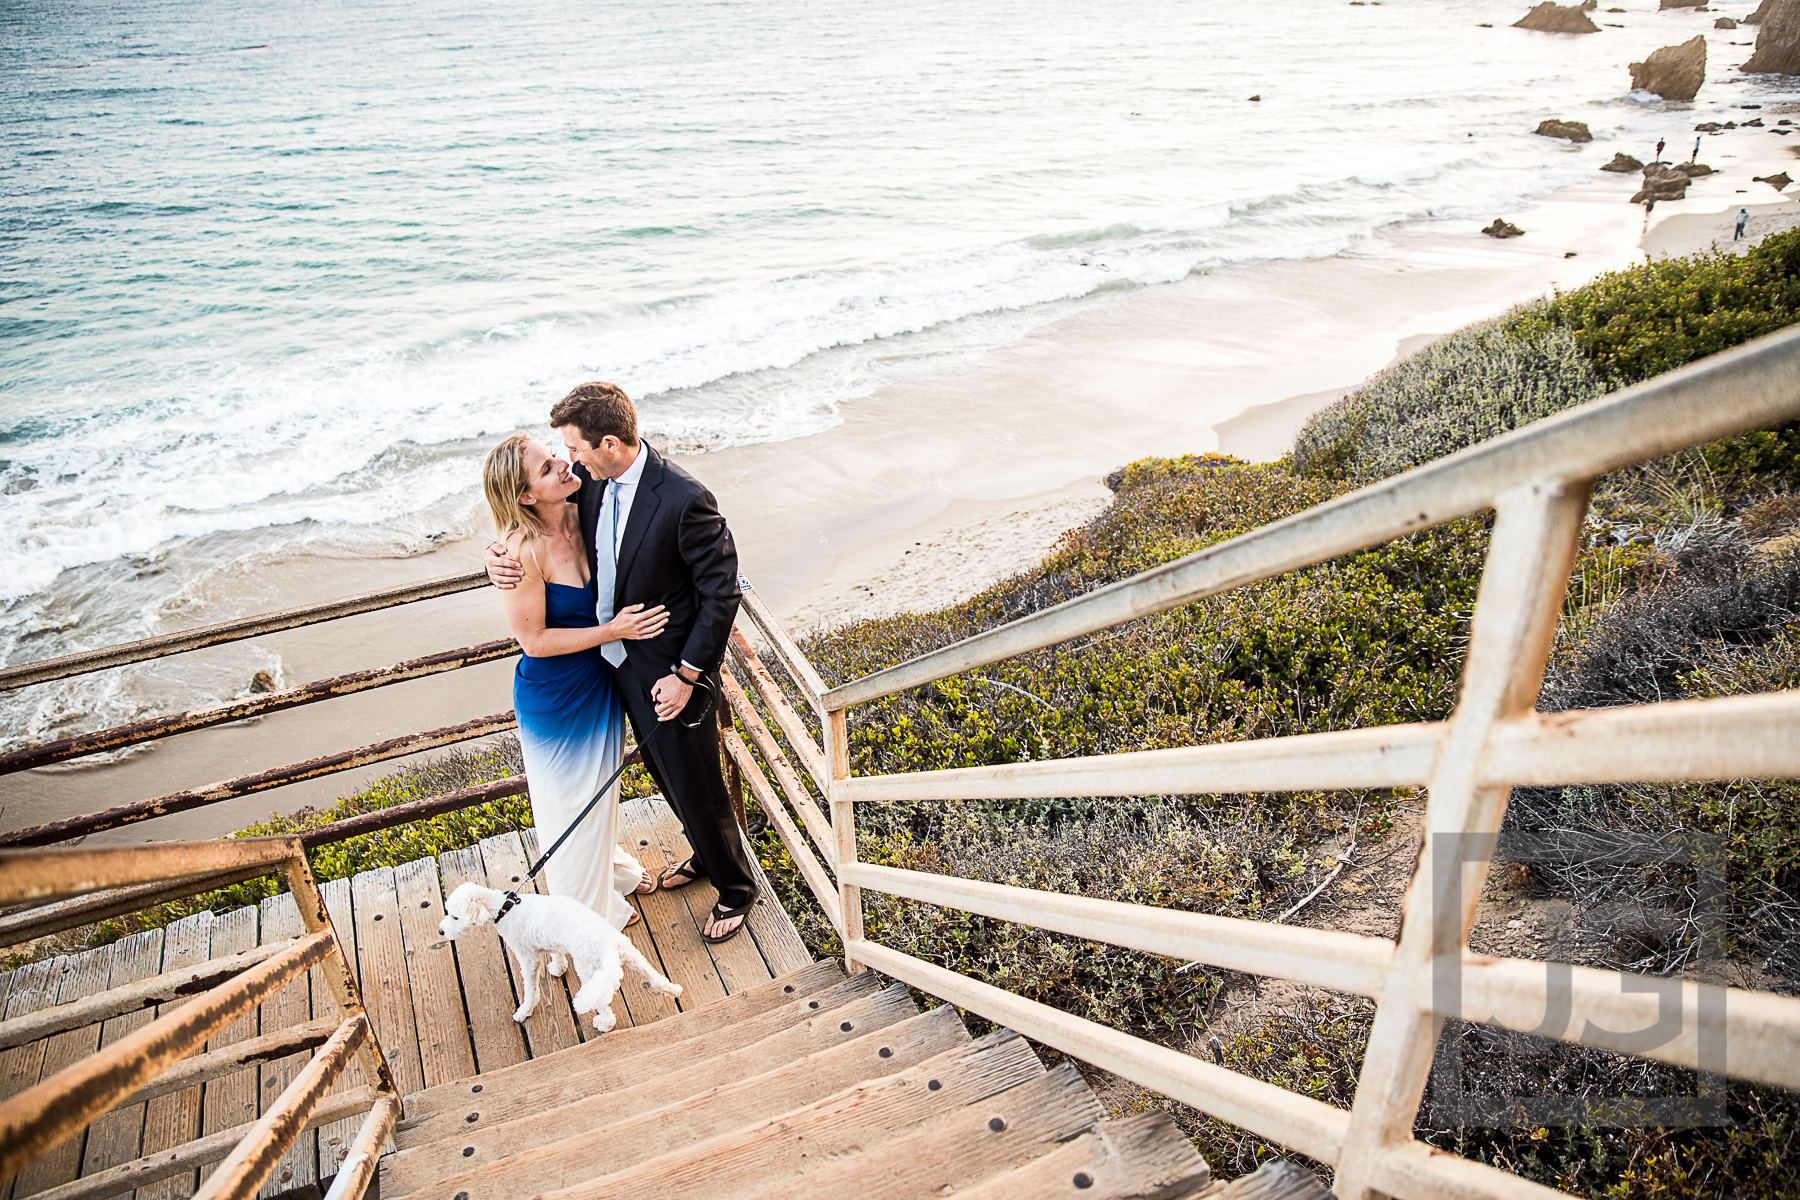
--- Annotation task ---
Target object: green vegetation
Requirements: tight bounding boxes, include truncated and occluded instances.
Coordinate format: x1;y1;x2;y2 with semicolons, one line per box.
753;233;1800;1198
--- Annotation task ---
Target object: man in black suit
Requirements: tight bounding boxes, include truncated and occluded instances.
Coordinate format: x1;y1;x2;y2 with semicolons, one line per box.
486;381;758;942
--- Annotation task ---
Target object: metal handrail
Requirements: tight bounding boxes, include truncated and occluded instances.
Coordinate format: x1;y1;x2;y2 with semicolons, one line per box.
0;570;489;692
718;323;1800;1200
0;839;396;1200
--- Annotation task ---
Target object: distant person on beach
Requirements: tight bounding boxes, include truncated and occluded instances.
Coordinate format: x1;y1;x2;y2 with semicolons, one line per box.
1692;137;1702;164
1737;208;1750;241
1656;137;1665;163
481;433;665;929
486;384;759;944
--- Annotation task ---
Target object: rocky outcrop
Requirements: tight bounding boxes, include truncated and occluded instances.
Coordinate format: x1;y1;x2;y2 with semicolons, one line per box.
1513;2;1600;31
1534;118;1593;142
1482;219;1525;238
1630;37;1706;100
1631;162;1693;202
1717;16;1739;27
1676;161;1716;176
1747;0;1772;22
1660;0;1704;8
1601;151;1645;172
1744;0;1800;73
1756;171;1793;189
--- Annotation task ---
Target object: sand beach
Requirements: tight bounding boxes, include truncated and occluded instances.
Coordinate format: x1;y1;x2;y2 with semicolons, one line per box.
7;123;1799;846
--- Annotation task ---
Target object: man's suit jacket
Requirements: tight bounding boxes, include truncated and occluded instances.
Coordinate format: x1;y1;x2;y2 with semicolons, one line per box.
575;444;741;677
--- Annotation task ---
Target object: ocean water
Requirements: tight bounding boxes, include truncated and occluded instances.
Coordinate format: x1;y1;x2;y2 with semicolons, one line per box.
2;0;1795;748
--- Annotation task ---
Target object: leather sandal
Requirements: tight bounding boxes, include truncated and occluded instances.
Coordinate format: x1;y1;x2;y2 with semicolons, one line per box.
702;898;755;945
657;856;705;891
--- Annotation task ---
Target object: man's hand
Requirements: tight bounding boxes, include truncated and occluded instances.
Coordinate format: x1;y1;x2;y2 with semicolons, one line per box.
652;672;695;722
485;542;524;590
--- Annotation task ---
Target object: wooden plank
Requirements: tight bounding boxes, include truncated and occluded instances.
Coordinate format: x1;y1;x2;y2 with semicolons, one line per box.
951;1113;1212;1200
383;1007;985;1200
435;846;526;1076
391;858;476;1089
0;959;60;1153
541;1060;1098;1200
1194;1159;1332;1200
516;829;626;1039
393;978;910;1151
313;877;361;1178
473;834;580;1058
613;803;730;1007
136;911;213;1200
256;894;316;1200
199;907;260;1141
79;929;168;1185
743;853;812;978
10;944;116;1197
348;868;425;1096
639;800;772;995
401;959;841;1117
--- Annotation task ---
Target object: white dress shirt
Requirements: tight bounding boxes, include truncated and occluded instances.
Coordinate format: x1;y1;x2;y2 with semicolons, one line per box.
602;440;648;560
602;444;700;678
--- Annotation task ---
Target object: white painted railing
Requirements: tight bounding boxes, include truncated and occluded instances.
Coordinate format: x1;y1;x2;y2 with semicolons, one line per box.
724;323;1800;1200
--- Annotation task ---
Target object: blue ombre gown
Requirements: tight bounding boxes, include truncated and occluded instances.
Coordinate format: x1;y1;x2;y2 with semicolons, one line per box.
513;579;644;930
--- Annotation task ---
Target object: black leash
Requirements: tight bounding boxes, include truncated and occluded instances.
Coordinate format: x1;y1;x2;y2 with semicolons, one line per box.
514;671;717;893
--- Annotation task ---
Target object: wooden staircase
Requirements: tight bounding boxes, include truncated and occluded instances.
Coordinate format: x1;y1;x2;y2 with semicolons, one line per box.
375;960;1313;1200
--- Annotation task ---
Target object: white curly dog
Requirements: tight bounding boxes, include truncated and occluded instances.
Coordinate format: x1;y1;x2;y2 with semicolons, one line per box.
440;882;681;1032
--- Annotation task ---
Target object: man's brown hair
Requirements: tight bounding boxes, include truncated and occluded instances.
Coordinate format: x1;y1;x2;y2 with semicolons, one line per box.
550;381;638;448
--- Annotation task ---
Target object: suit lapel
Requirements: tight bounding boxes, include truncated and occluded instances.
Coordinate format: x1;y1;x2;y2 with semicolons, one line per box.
575;465;603;583
613;444;664;597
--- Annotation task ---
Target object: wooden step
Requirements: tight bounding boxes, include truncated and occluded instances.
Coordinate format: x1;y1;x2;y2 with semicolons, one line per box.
383;1006;982;1200
1194;1160;1334;1199
393;976;909;1150
949;1113;1211;1200
536;1042;1072;1200
402;958;843;1117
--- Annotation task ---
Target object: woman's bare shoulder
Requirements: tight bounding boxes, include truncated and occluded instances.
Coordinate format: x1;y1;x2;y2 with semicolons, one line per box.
503;530;541;577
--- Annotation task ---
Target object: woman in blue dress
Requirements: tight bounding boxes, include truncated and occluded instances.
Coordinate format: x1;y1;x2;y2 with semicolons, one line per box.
482;433;669;929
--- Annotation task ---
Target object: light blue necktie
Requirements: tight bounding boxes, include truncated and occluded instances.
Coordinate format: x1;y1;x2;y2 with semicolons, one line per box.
595;480;626;667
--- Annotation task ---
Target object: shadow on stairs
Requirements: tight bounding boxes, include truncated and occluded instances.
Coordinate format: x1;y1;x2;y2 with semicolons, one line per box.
379;961;1335;1200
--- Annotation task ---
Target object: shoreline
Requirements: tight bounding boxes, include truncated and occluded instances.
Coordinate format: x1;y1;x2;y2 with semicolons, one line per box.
9;126;1800;844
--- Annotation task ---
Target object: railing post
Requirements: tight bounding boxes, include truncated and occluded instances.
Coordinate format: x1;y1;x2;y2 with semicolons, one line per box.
1333;479;1591;1200
281;853;397;1099
825;707;866;974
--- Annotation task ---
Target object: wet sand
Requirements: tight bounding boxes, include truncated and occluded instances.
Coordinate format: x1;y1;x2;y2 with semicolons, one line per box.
12;127;1800;845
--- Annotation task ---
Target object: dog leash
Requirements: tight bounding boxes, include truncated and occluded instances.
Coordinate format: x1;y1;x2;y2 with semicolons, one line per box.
509;671;718;906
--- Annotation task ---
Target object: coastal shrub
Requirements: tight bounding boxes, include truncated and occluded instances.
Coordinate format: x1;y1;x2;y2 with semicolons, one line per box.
1508;547;1800;986
1513;231;1800;386
1295;231;1800;492
1290;324;1606;485
790;461;1486;852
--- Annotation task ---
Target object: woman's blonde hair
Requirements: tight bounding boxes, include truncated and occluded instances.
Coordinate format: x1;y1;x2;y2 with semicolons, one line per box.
483;433;546;540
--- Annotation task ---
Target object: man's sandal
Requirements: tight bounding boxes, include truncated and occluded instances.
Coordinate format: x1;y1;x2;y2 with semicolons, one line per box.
657;857;705;891
702;899;754;945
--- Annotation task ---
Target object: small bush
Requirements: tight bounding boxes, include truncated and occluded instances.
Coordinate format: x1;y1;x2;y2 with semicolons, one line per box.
1291;324;1605;485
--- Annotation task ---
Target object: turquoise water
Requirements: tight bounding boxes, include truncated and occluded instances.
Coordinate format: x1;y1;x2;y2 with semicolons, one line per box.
1;0;1789;740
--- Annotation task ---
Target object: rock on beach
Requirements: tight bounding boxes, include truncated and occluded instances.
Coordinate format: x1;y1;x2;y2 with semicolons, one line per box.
1601;151;1644;172
1513;2;1600;32
1481;218;1525;238
1744;0;1800;73
1630;36;1706;101
1631;162;1693;203
1534;118;1593;142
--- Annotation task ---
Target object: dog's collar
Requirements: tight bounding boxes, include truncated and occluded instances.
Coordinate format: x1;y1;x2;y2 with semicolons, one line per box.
495;890;523;922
